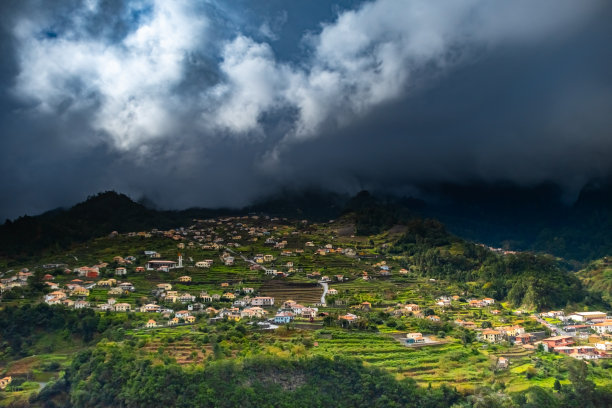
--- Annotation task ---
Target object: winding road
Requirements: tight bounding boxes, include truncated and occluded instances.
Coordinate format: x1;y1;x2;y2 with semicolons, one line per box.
223;247;273;274
319;281;328;305
225;245;329;305
533;315;570;336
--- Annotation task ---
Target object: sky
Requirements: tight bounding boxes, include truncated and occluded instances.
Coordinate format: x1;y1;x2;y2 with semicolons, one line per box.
1;0;611;219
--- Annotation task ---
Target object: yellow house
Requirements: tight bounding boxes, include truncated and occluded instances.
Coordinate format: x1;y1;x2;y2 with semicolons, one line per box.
145;319;157;328
500;325;525;337
185;315;196;323
98;279;116;287
71;287;90;297
178;276;192;283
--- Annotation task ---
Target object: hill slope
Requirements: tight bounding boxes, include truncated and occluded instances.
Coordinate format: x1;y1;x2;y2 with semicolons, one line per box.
0;192;190;257
387;218;591;309
577;256;612;307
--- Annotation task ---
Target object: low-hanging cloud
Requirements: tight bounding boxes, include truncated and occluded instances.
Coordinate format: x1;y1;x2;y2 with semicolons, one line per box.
1;0;611;218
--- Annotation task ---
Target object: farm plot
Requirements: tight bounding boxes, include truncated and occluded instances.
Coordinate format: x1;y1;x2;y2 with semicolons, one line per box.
259;280;323;305
310;330;494;390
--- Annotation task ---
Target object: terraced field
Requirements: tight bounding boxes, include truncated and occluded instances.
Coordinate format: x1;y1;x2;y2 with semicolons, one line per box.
310;331;495;390
184;265;264;284
259;280;323;306
141;340;210;364
129;327;211;365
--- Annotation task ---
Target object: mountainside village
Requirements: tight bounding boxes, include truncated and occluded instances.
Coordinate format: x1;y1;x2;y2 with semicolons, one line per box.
2;214;612;368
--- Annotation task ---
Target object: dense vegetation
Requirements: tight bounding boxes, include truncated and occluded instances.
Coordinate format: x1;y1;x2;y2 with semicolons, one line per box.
24;343;612;408
577;257;612;307
413;179;612;262
39;346;462;408
0;304;133;358
388;219;589;309
341;190;408;235
0;192;231;259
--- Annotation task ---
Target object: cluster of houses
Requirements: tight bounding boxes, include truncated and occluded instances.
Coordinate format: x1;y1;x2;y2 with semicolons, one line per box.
533;310;612;359
43;277;96;306
139;297;321;326
314;243;357;257
386;299;612;361
474;310;612;360
271;300;319;324
531;335;612;360
10;214;612;366
0;269;32;293
134;283;280;326
480;325;526;343
40;272;141;308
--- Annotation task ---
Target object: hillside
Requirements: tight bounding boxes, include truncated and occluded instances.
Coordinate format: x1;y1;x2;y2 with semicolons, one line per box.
39;347;461;408
0;192;225;258
0;189;599;310
577;256;612;307
386;219;589;310
1;206;612;407
4;180;612;262
416;179;612;262
0;190;347;259
335;194;591;309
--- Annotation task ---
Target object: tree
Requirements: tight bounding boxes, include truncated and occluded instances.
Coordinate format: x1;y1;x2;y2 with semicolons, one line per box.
567;359;595;405
460;330;475;346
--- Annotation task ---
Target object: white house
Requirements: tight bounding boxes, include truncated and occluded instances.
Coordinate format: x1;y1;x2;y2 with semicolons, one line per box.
593;320;612;334
146;260;177;271
251;296;274;306
568;312;607;322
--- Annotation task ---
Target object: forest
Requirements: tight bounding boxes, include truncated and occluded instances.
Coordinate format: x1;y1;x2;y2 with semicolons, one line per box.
23;342;612;408
388;219;591;309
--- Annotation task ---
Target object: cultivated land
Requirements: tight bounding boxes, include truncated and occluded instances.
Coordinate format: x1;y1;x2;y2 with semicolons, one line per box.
2;214;612;406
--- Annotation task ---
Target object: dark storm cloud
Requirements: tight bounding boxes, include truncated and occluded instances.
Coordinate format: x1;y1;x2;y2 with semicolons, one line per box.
0;0;611;219
272;11;612;196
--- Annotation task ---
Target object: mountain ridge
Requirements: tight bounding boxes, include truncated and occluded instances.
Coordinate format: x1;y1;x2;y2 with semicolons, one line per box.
2;179;612;261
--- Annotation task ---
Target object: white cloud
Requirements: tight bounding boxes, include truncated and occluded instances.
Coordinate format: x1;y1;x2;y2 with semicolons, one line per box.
13;0;206;150
207;36;291;134
12;0;602;154
206;0;601;150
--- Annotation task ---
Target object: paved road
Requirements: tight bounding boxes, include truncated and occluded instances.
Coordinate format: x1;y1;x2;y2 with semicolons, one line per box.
318;281;328;305
533;315;569;336
224;247;273;274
